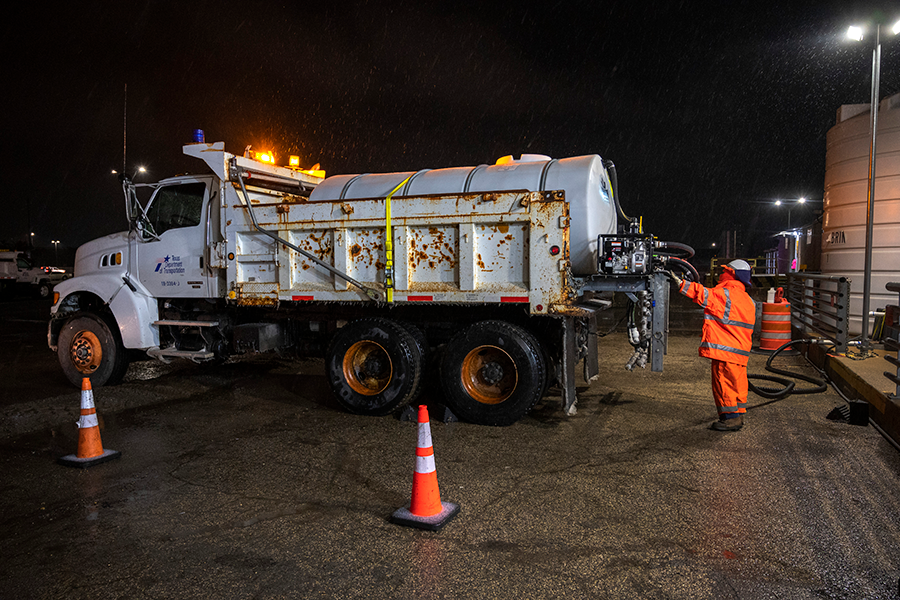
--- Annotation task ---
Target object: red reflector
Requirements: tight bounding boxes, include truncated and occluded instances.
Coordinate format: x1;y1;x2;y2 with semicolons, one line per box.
501;296;529;303
407;296;433;302
292;295;314;301
550;245;560;255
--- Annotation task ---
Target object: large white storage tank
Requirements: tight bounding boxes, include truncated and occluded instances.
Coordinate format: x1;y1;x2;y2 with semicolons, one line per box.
822;92;900;335
309;155;618;276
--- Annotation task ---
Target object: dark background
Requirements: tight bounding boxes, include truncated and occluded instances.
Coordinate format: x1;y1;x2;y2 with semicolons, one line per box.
4;1;899;264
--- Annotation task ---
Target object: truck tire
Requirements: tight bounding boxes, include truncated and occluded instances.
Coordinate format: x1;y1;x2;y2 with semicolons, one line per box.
57;313;130;388
326;318;423;416
397;321;427;404
37;281;52;299
440;320;546;426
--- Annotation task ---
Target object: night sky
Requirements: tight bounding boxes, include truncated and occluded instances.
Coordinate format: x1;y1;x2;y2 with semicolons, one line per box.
4;1;900;261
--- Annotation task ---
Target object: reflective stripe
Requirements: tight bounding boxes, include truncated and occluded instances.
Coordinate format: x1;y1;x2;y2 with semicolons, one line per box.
723;288;732;320
763;331;792;339
81;389;95;411
78;413;99;429
704;314;755;329
700;341;750;357
415;454;436;474
417;426;432;450
678;280;709;308
678;280;708;307
718;404;747;415
764;314;791;322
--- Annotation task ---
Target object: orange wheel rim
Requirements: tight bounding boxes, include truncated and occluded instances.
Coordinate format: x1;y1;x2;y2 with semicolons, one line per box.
70;330;102;374
460;345;517;405
342;340;392;396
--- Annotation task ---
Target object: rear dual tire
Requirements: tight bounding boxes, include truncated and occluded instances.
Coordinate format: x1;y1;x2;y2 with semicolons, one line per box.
440;320;546;426
327;317;547;426
326;318;424;416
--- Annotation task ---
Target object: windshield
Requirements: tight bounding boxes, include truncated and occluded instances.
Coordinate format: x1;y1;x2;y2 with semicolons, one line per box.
144;182;206;236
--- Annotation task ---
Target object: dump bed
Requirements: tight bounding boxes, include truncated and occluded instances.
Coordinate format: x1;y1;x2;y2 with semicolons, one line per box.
223;183;573;315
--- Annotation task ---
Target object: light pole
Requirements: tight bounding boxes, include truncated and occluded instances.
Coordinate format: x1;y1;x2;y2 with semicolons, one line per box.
774;197;807;230
848;19;900;351
111;166;146;179
52;240;60;264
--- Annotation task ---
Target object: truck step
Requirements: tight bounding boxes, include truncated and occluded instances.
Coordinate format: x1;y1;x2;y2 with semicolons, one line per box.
147;347;215;361
154;320;220;328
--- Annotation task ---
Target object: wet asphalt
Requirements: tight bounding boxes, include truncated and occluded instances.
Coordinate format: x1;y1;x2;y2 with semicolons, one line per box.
1;296;899;599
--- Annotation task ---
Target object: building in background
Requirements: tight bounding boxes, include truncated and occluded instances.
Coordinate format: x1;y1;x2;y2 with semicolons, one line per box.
766;216;823;275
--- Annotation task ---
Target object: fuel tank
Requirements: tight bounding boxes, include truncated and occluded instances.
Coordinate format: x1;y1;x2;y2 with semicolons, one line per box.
309;154;618;275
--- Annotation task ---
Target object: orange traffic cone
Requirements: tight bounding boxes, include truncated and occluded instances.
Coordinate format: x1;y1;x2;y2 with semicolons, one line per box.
390;405;459;531
58;378;121;468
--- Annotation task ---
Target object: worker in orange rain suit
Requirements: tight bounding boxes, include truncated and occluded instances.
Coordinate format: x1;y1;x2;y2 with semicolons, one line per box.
670;259;756;432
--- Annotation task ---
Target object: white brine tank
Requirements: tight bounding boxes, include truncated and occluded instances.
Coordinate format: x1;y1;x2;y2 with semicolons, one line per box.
822;92;900;335
309;154;618;276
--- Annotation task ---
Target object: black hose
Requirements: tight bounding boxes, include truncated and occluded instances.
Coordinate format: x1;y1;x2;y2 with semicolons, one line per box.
655;241;695;258
665;256;700;283
747;338;827;403
602;159;632;224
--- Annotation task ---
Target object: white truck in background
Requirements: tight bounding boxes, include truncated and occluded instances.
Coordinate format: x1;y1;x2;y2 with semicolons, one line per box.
1;251;56;298
48;135;696;425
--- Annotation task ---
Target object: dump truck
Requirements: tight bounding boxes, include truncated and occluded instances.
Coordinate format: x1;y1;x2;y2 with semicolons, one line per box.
48;135;696;425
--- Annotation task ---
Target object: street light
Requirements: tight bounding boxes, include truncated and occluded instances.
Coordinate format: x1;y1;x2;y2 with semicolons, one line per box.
847;18;900;351
111;166;146;178
774;197;808;229
52;240;60;264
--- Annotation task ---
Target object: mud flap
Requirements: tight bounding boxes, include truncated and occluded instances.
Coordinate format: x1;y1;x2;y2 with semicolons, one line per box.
583;311;599;383
561;316;578;416
649;271;669;372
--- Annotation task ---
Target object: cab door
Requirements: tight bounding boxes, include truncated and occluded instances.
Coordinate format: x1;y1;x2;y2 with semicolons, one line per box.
136;177;216;298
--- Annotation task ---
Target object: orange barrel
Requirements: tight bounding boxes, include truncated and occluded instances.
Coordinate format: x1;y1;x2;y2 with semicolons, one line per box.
760;302;792;351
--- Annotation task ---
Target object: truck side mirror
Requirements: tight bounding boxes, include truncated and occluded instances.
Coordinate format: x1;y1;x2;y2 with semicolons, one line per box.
121;176;159;241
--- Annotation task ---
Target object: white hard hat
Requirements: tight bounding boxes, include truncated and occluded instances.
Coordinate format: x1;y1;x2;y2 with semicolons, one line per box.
726;259;752;286
727;259;751;272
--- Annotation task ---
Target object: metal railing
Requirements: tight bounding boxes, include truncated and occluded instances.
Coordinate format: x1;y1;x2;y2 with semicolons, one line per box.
786;273;851;354
884;282;900;399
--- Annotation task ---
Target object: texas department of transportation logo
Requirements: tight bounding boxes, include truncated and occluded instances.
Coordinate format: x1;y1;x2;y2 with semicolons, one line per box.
154;255;185;274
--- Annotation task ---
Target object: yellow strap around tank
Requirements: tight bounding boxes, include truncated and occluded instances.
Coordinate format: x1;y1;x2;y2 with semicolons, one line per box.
384;175;412;303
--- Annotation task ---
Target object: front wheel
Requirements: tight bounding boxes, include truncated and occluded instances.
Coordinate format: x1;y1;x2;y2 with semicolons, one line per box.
37;281;52;299
440;320;546;426
57;313;130;388
326;318;423;416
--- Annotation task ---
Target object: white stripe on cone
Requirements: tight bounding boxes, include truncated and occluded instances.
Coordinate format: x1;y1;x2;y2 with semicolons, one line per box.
78;413;99;429
81;388;95;411
417;424;432;450
415;454;436;474
77;387;97;429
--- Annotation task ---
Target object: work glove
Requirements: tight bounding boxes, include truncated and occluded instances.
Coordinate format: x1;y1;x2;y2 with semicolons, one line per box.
668;270;683;287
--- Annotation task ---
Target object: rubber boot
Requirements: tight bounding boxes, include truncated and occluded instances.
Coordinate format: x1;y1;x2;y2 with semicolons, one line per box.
711;415;743;432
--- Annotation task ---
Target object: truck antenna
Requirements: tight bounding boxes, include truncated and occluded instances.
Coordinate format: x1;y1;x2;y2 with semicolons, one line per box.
123;83;127;174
